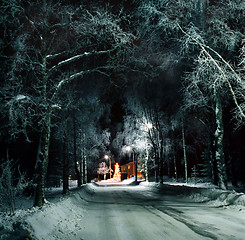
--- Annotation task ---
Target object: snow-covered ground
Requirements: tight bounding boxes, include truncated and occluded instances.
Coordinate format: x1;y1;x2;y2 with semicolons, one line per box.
1;179;245;239
0;180;85;240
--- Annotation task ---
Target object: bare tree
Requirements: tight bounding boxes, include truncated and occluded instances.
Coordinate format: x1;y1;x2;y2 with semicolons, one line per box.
0;159;30;214
97;162;109;180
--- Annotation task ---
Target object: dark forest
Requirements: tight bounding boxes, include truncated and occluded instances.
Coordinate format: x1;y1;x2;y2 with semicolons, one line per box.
1;0;245;209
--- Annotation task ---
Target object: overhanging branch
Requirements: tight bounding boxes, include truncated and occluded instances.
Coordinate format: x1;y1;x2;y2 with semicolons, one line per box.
51;66;112;101
177;23;245;120
48;47;119;73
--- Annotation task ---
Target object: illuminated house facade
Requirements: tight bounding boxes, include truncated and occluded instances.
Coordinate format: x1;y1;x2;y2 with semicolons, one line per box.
120;162;144;179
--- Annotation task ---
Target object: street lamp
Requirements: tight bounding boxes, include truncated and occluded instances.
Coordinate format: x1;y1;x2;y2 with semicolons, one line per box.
146;122;153;130
104;154;112;179
126;146;137;183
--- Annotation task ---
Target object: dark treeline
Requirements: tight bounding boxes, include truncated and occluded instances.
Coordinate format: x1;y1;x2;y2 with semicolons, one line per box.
0;0;245;208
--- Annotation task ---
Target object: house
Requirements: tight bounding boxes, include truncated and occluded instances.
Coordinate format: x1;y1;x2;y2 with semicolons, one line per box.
120;162;144;179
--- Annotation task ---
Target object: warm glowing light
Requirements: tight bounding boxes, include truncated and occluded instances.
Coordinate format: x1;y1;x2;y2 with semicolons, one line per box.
146;123;153;129
104;155;112;179
113;163;121;181
126;146;132;152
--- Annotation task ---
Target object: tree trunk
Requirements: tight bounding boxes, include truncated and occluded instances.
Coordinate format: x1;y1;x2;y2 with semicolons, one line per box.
62;156;69;194
167;156;170;179
33;47;51;206
145;148;149;182
171;131;178;180
182;117;188;183
73;118;81;187
211;138;218;185
134;151;137;183
214;90;227;190
159;151;164;184
148;128;159;182
33;114;51;207
154;151;159;182
62;128;69;194
159;134;164;184
80;155;84;185
84;155;87;183
195;0;208;31
173;153;178;180
151;143;159;182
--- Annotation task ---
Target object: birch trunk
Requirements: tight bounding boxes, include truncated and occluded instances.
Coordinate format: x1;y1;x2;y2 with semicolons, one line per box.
182;117;188;183
145;148;149;182
80;153;84;185
214;90;227;190
81;133;85;184
84;155;87;184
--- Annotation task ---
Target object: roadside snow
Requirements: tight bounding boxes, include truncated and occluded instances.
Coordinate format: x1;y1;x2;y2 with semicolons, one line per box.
186;187;245;210
26;194;86;240
0;184;87;240
146;181;245;211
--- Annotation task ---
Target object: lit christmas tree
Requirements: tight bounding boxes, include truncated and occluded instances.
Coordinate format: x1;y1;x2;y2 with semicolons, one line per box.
113;163;121;181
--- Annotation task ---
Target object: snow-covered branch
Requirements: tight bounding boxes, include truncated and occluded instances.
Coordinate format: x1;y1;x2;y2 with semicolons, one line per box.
178;23;245;120
49;47;118;73
51;66;113;101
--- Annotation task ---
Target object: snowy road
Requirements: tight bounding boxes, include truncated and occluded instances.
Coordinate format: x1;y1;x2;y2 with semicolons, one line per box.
79;183;245;240
24;182;245;240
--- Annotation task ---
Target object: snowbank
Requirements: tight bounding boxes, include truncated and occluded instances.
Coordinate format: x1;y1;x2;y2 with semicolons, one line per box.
186;188;245;209
141;181;245;210
0;187;88;240
26;193;86;240
0;208;34;240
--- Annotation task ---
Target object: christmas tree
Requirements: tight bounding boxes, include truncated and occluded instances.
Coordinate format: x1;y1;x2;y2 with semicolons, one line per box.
113;163;121;181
